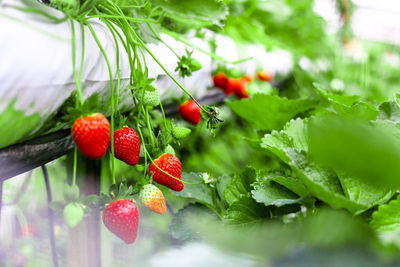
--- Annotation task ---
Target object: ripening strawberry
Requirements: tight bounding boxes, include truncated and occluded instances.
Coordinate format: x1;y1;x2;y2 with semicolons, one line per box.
179;100;201;125
257;70;273;82
226;78;249;99
242;74;253;82
72;113;110;159
114;127;140;166
139;184;167;214
213;72;228;90
102;199;139;244
149;153;184;191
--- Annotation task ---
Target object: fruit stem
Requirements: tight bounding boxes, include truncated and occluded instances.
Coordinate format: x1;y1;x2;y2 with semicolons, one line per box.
70;19;84;107
144;106;156;147
129;30;213;117
72;146;78;186
85;21;116;185
144;150;202;185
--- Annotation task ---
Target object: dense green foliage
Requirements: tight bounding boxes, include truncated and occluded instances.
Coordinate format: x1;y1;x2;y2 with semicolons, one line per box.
2;0;400;266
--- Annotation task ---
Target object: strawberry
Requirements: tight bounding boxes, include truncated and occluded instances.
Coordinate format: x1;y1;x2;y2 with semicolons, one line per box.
142;89;160;107
72;113;110;159
149;153;184;191
102;199;139;244
226;78;249;98
139;184;167;214
257;70;273;82
213;72;228;90
172;126;191;139
113;127;141;166
179;100;201;125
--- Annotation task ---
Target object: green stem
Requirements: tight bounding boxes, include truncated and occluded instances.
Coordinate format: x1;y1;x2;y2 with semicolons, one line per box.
144;149;202;185
163;29;253;65
70;19;84;106
144;106;156;147
104;21;121;111
87;14;157;23
72;146;78;186
147;23;179;58
159;101;168;129
86;21;116;185
130;29;211;115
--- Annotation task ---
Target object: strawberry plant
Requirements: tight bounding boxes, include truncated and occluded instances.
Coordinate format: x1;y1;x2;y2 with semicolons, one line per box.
2;0;400;266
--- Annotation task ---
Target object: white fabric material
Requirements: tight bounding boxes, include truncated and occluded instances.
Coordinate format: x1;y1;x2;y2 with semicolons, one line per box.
0;0;291;145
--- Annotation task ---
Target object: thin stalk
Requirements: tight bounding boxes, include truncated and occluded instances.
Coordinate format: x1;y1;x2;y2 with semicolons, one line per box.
42;165;59;267
86;14;157;23
104;21;121;111
144;106;156;147
143;149;202;185
147;22;179;58
70;19;84;106
163;29;253;64
130;29;211;115
72;146;78;186
85;22;116;185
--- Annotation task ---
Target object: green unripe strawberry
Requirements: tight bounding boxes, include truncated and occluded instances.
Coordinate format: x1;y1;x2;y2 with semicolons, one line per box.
164;144;175;156
142;89;160;107
172;126;191;139
63;202;84;228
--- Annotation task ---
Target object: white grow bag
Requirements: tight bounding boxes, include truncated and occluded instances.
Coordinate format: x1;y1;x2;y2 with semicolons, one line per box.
0;0;292;149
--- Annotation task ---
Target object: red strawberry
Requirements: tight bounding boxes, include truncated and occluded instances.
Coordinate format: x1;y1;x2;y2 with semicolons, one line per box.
149;153;184;191
226;78;249;98
72;113;110;159
257;70;273;82
114;127;140;165
102;199;139;244
139;184;167;214
213;72;228;90
224;78;236;95
179;100;201;125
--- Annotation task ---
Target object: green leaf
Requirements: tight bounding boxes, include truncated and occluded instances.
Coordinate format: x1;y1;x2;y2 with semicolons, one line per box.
261;130;292;163
371;196;400;249
252;179;301;207
331;101;379;120
309;115;400;189
284;118;309;152
223;197;269;224
215;175;232;201
268;175;310;198
152;0;228;29
287;149;366;214
227;94;316;130
224;168;257;205
378;101;400;123
337;173;394;208
172;172;216;211
170;204;216;241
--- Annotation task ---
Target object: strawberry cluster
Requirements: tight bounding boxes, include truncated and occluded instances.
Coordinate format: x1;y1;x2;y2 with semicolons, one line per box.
212;69;274;99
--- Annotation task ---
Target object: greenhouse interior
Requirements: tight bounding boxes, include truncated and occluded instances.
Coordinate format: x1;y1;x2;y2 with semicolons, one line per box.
2;0;400;266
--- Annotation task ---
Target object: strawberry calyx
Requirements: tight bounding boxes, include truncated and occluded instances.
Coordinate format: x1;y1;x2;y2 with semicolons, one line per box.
100;181;136;207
